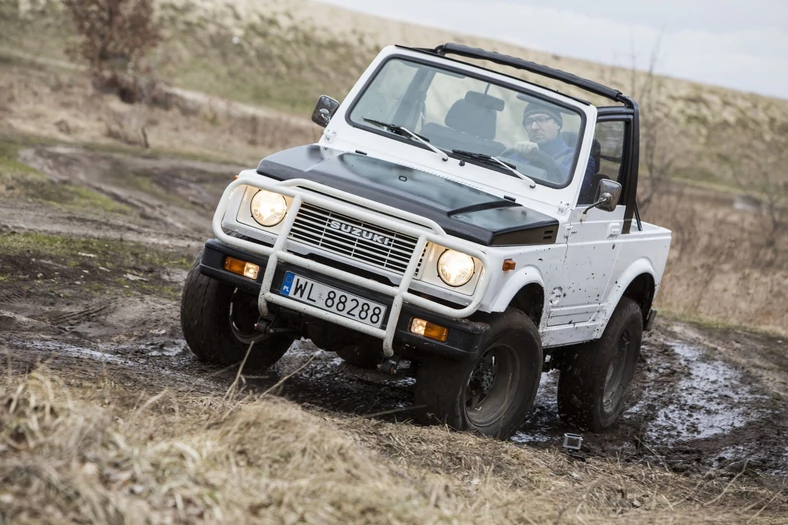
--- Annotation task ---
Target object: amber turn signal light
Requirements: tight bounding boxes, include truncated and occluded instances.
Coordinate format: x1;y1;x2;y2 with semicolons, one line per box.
410;318;449;342
502;259;516;271
224;256;260;280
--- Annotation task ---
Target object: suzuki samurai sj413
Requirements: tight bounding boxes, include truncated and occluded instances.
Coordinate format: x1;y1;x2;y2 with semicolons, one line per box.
180;43;672;439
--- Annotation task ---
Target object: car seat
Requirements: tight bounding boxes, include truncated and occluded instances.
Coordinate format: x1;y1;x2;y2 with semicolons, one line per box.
421;91;506;156
562;131;609;204
445;92;503;140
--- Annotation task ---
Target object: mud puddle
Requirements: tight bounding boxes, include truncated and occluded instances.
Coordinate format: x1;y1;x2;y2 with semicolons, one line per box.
512;336;787;476
636;341;769;441
515;339;771;444
7;325;786;480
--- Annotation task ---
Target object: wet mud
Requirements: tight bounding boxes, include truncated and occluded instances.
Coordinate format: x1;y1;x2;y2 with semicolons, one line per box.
3;314;786;482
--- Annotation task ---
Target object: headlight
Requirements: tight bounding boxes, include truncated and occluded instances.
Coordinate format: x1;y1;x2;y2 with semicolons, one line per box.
437;249;475;287
250;190;287;226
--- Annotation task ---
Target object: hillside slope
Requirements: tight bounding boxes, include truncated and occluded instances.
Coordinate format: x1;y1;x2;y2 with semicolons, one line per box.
4;0;788;188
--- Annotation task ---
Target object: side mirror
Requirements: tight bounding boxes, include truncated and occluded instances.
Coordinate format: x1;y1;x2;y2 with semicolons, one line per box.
581;179;622;220
311;95;340;128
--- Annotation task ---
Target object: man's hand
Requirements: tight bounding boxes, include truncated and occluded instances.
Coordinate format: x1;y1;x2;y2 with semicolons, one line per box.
513;141;539;156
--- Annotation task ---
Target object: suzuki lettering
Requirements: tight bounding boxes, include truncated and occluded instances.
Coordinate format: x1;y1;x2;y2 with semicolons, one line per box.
328;220;394;247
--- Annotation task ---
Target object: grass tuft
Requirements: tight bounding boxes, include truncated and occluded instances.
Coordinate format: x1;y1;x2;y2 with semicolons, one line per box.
1;368;785;524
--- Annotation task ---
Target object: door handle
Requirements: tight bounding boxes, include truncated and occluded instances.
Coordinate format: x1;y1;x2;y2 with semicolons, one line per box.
607;223;622;237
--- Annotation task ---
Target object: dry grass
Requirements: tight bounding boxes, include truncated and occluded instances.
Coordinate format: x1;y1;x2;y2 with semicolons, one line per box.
645;182;788;335
0;59;319;166
1;364;786;524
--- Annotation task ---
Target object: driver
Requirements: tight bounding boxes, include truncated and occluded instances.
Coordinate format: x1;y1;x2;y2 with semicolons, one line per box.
506;103;595;179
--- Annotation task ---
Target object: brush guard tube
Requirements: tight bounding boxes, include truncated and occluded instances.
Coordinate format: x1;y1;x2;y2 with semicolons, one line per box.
211;176;492;357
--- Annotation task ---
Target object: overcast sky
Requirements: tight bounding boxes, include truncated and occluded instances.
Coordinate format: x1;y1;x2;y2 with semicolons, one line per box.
313;0;788;99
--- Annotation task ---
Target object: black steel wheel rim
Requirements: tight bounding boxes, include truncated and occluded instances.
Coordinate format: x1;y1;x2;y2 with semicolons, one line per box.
463;344;520;427
602;329;630;411
229;289;268;344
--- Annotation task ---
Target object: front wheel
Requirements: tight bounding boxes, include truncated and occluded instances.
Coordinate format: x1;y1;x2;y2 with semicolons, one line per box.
557;297;643;431
180;255;293;369
413;308;543;440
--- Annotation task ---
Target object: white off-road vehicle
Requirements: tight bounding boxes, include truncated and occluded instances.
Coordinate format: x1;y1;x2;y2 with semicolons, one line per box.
181;43;672;439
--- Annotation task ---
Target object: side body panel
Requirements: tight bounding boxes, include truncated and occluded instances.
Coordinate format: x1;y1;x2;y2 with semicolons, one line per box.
540;221;671;347
547;205;625;326
592;223;672;337
485;243;568;329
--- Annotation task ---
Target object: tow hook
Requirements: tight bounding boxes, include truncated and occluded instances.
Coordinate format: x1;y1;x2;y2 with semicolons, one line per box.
254;315;299;336
378;356;401;375
254;317;272;334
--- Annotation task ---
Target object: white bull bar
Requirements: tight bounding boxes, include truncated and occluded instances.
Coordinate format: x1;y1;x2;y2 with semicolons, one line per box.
212;176;492;356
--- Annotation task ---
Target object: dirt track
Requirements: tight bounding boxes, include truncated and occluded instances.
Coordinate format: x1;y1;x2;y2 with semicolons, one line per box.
2;145;787;483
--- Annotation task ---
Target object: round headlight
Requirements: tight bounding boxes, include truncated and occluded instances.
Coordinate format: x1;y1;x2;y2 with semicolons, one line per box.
250;190;287;227
437;249;475;287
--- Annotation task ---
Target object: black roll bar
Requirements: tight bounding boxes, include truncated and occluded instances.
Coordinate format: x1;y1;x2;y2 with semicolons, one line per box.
429;43;635;108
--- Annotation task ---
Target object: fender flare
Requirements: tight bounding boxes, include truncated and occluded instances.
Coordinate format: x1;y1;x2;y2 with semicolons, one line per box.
593;257;656;338
489;265;546;314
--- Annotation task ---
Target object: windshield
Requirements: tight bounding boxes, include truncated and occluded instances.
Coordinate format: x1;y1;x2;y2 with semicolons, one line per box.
348;57;586;188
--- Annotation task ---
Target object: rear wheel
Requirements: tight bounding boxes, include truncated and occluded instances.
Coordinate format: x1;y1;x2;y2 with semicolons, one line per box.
180;255;293;369
414;308;542;440
557;298;642;431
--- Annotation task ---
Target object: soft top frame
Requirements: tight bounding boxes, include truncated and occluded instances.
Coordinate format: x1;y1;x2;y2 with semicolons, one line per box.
406;42;641;233
410;43;636;109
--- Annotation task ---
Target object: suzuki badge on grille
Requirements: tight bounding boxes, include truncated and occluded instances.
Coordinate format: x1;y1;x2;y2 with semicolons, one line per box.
328;220;394;247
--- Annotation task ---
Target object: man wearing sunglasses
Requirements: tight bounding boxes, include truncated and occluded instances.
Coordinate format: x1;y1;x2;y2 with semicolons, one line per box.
507;102;596;180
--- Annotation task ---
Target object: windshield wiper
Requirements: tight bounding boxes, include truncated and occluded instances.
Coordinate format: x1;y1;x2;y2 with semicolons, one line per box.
363;118;448;161
452;149;536;189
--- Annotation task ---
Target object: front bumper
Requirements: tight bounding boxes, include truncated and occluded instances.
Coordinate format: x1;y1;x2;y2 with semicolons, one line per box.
201;239;489;360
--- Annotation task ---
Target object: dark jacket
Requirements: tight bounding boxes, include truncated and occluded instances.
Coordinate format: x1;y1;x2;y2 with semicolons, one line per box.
507;136;595;184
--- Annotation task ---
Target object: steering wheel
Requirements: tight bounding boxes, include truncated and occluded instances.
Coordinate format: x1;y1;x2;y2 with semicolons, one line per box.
499;146;562;182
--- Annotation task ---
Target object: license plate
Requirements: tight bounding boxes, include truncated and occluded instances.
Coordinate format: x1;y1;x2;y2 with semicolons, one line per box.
279;272;387;328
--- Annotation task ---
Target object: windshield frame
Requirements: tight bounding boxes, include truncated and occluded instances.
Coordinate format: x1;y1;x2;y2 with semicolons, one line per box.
344;54;588;190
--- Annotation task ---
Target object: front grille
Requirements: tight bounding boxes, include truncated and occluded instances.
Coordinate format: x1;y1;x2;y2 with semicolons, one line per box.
289;203;419;274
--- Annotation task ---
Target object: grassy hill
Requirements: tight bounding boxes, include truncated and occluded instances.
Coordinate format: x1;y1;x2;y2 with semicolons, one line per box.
3;0;788;188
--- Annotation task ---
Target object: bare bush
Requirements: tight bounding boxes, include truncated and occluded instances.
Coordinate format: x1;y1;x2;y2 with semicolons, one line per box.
627;36;676;214
63;0;161;103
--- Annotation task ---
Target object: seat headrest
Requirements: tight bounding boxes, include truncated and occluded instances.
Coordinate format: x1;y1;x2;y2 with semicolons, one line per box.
562;131;601;174
465;91;505;111
561;131;579;146
445;98;498;140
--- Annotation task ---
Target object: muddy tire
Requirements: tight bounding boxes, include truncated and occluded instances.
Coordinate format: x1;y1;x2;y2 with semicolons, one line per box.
180;255;293;369
557;297;642;432
335;345;383;369
413;308;542;440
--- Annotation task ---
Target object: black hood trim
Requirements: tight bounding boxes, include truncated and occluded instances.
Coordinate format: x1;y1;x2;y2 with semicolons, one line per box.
256;145;558;247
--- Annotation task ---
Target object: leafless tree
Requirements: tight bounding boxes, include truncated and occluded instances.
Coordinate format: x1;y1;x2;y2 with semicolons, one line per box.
626;35;675;214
